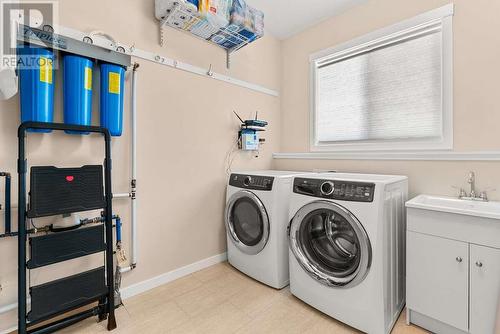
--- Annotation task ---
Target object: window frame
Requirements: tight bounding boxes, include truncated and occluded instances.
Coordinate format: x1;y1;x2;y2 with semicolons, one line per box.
309;4;454;152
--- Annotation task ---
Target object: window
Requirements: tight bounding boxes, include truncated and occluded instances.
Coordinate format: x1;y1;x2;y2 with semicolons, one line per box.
310;5;453;152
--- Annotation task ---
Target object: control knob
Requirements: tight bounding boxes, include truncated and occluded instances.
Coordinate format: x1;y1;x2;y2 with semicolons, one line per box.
320;181;335;196
244;176;252;186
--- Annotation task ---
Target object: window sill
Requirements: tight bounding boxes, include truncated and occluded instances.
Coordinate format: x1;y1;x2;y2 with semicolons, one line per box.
273;151;500;161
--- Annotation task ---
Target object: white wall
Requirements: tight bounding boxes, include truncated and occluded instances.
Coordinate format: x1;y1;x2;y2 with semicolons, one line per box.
3;0;500;331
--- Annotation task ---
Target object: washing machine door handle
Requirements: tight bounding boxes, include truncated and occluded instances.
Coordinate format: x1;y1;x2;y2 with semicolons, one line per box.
287;219;293;237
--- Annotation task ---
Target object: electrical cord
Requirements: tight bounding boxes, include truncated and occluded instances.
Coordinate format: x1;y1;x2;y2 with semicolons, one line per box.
225;135;241;177
30;218;41;231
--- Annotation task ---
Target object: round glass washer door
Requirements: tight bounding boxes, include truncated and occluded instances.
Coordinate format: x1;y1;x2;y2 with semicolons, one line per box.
289;200;372;288
225;190;270;255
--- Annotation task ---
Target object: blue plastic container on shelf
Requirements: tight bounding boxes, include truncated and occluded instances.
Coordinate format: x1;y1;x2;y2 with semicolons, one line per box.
100;63;125;137
186;0;199;8
63;55;93;134
18;46;55;133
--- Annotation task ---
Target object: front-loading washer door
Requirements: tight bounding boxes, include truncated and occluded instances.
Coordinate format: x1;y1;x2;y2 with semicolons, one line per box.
225;190;270;255
289;200;372;288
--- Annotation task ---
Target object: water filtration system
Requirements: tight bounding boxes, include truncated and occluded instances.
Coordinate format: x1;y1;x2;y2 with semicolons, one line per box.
18;45;126;137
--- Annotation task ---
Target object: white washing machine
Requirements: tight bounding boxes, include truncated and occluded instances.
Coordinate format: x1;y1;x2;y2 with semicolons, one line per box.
288;173;408;334
225;170;313;289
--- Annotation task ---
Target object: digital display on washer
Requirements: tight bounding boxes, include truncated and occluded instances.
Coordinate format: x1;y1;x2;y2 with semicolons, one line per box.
293;178;375;202
229;174;274;191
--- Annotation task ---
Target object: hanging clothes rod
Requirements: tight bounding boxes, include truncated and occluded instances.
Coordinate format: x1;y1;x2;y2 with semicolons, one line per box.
44;25;279;97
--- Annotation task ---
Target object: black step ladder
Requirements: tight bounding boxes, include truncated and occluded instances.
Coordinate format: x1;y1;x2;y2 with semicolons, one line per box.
17;121;117;334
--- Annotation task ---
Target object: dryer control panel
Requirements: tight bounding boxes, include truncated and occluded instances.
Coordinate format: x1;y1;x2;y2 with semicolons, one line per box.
230;174;274;191
293;178;375;202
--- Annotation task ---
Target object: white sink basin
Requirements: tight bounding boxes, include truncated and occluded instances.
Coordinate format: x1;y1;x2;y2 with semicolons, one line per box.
406;195;500;220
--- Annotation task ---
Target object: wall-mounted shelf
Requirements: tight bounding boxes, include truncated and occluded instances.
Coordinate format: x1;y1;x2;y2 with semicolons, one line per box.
159;3;261;68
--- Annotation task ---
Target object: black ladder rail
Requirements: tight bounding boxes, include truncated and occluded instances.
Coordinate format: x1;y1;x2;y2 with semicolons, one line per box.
17;121;116;334
0;172;11;234
27;305;102;334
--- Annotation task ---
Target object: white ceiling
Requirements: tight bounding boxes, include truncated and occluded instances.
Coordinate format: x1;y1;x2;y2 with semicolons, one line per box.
245;0;367;39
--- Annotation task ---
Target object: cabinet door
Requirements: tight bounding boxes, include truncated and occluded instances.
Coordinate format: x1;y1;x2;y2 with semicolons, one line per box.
470;244;500;334
407;232;469;332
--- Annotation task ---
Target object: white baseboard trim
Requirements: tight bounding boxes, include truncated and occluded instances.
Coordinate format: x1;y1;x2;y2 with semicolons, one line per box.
0;252;227;334
1;326;16;334
120;252;227;300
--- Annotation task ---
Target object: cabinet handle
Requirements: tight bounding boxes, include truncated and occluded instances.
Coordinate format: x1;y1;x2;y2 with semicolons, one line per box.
476;261;483;268
456;257;463;263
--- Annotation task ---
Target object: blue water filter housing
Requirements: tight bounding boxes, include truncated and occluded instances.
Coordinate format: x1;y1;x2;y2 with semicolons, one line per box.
100;63;125;137
18;46;55;133
63;55;93;134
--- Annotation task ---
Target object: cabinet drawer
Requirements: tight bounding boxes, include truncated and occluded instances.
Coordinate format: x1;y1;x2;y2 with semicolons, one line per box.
407;231;469;332
407;207;500;249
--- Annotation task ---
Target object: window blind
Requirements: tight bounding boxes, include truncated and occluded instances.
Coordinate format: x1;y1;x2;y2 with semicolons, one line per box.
314;25;443;144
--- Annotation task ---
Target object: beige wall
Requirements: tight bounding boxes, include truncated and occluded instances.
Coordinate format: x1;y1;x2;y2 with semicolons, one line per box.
275;0;500;200
0;0;281;329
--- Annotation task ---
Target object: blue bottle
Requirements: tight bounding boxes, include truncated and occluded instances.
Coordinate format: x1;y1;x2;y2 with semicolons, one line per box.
186;0;199;8
17;46;55;133
100;63;125;137
63;55;93;134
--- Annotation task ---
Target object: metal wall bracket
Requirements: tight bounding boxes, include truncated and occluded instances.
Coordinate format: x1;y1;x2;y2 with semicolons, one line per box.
160;23;166;47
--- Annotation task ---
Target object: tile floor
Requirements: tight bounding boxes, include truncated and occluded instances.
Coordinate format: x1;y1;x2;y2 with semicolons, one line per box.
61;262;429;333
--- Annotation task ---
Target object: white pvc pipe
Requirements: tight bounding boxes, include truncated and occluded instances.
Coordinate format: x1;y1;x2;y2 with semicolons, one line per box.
119;266;132;274
0;298;29;318
115;64;139;273
0;301;17;314
113;64;139;272
131;63;138;267
113;193;131;199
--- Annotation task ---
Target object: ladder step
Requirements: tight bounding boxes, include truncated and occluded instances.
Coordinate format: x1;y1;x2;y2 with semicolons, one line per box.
28;165;106;218
28;225;105;269
28;267;107;324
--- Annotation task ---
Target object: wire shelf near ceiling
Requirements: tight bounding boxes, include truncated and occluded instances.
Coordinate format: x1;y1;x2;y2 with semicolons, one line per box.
160;3;261;60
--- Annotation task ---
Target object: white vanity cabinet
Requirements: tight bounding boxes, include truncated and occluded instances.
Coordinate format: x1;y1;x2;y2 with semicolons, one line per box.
406;195;500;334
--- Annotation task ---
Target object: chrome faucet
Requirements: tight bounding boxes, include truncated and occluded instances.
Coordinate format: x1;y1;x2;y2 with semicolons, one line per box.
458;171;488;201
468;171;476;198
